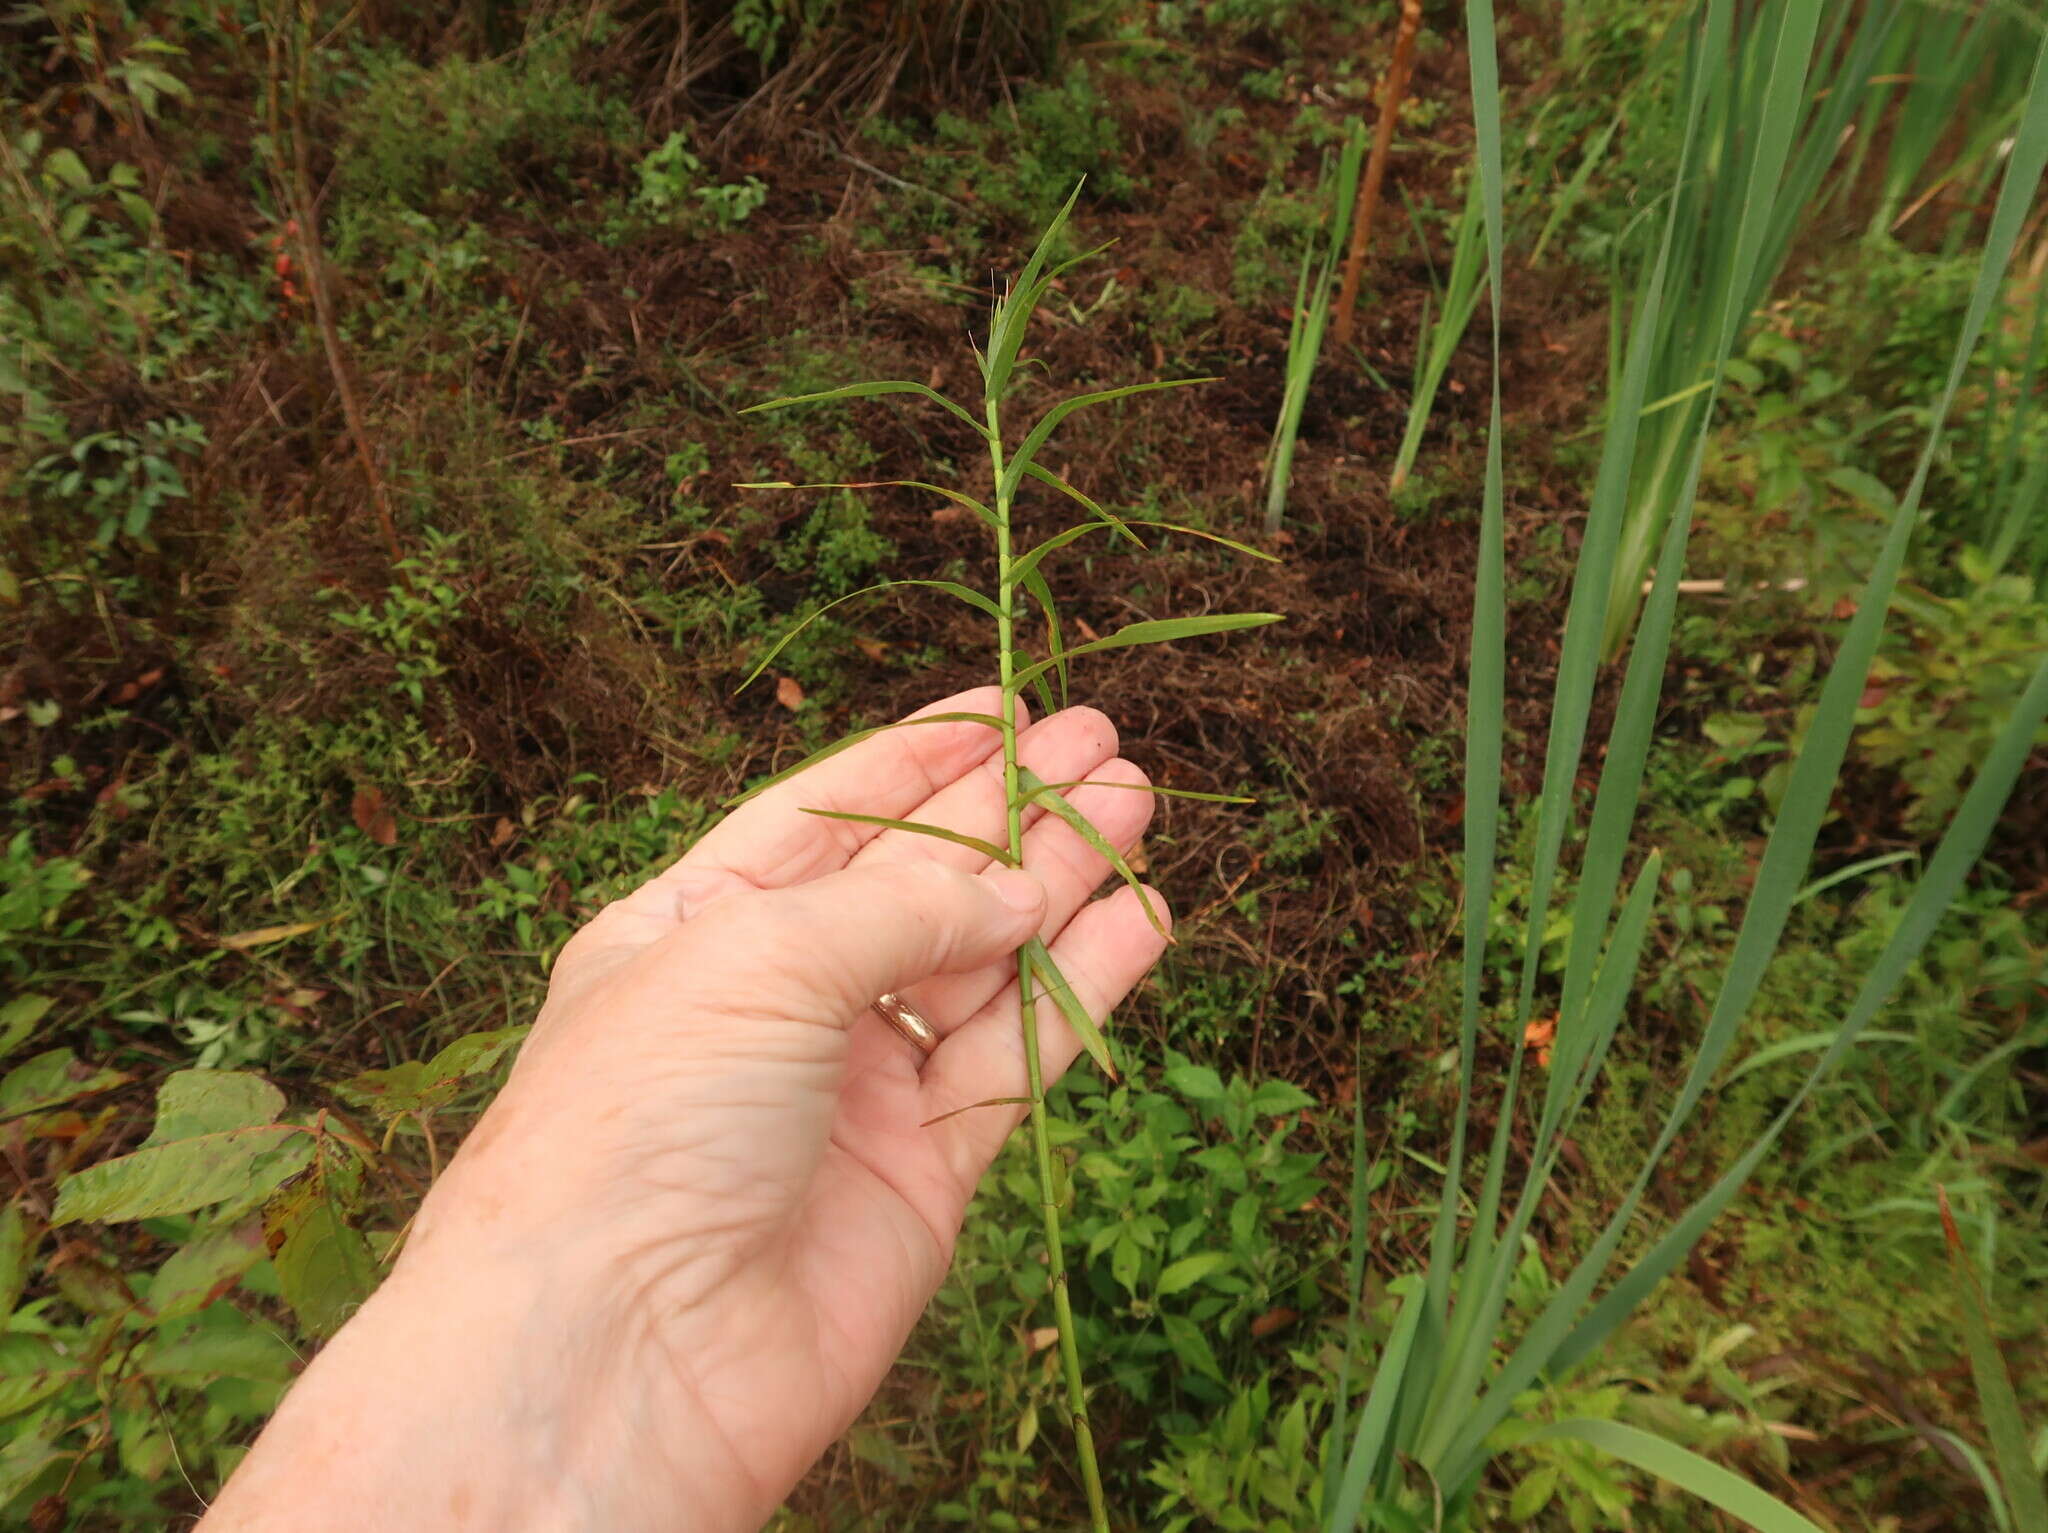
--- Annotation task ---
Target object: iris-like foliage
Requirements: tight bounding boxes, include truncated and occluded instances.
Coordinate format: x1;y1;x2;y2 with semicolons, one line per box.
738;188;1280;1529
1318;4;2048;1528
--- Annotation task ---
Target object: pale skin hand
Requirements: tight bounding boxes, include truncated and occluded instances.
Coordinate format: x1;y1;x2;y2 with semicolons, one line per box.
198;690;1171;1533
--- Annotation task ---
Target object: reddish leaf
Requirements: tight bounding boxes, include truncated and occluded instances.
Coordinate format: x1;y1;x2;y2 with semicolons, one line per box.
775;676;805;712
350;787;398;846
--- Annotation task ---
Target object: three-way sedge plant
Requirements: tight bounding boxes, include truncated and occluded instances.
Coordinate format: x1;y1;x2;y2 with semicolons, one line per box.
732;187;1280;1529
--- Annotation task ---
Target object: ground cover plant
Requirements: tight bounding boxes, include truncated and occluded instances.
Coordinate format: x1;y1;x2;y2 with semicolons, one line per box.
3;1;2046;1529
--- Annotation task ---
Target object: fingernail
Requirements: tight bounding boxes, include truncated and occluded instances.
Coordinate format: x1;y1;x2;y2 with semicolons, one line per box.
989;868;1046;916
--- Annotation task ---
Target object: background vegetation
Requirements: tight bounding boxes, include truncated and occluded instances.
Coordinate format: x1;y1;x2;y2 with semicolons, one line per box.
2;1;2044;1528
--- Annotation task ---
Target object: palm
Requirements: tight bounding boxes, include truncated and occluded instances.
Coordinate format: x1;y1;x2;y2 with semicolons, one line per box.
533;688;1168;1507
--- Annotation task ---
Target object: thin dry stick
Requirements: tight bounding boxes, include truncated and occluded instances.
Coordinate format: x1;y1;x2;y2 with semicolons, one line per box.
1330;0;1423;350
264;0;404;569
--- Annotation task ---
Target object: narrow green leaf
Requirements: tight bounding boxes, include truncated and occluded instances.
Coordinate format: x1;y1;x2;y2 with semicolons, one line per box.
1522;1421;1826;1533
1018;566;1070;710
736;478;997;531
1008;612;1283;694
984;181;1087;398
739;380;990;439
724;712;1009;806
919;1095;1033;1128
1024;938;1117;1081
1327;1278;1427;1531
1020;769;1168;939
1021;779;1253;805
737;579;1000;693
1942;1189;2048;1530
798;809;1017;865
1019;462;1145;548
1008;516;1278;592
1000;379;1216;500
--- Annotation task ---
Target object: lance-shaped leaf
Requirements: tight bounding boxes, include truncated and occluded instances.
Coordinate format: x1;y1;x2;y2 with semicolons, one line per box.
1020;462;1144;549
1008;516;1279;591
1519;1422;1827;1533
1023;937;1117;1081
1008;612;1283;694
1941;1187;2048;1532
725;711;1009;806
1021;779;1255;805
1019;769;1168;940
740;380;989;439
1017;565;1068;712
999;378;1218;501
736;579;1001;693
799;810;1018;865
736;478;998;532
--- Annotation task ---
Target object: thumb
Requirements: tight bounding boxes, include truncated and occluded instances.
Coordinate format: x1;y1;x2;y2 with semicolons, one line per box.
698;861;1048;1026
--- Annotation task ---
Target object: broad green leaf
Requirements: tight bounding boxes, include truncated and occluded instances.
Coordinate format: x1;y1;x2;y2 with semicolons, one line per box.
0;1337;72;1417
42;147;89;189
725;711;1009;806
54;1126;307;1225
1157;1251;1232;1296
1008;612;1283;694
1522;1421;1825;1533
1163;1063;1225;1101
1008;516;1278;592
1942;1189;2048;1531
1024;938;1117;1081
0;1413;62;1508
737;579;999;693
798;810;1016;866
336;1026;527;1117
736;478;997;531
140;1315;297;1385
148;1223;265;1322
1020;768;1167;939
0;995;52;1060
0;1048;127;1120
1160;1312;1225;1382
740;380;990;439
0;1206;26;1319
146;1069;285;1145
274;1194;376;1338
1000;379;1216;500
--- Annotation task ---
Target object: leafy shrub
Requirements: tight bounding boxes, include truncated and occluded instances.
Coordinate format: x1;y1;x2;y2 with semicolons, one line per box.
333;34;631;216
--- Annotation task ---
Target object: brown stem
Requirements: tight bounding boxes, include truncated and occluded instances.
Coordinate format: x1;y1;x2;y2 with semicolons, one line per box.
1330;0;1423;351
265;0;404;570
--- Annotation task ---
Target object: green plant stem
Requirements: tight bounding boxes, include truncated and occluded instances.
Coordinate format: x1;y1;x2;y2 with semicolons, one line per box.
987;396;1111;1533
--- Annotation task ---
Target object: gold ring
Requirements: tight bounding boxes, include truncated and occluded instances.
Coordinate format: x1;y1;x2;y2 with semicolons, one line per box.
871;992;939;1056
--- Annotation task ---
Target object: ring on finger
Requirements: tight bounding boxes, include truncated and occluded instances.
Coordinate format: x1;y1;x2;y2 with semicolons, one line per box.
871;992;939;1057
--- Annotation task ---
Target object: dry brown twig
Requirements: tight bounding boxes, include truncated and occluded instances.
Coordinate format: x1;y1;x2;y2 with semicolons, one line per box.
1330;0;1423;350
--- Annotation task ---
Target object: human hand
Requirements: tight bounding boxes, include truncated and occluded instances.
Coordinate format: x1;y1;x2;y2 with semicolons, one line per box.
200;690;1170;1533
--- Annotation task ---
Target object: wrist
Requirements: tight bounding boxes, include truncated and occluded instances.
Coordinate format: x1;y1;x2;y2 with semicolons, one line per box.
202;1203;749;1533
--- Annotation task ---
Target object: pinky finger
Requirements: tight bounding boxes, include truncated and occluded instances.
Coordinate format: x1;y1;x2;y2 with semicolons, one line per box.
919;884;1172;1192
